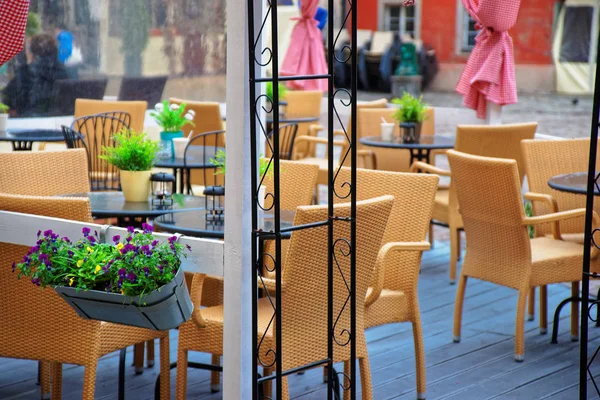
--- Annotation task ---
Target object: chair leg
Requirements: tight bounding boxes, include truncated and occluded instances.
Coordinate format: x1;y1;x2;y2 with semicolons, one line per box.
263;367;273;398
428;224;434;249
51;362;62;400
596;287;600;327
322;365;328;383
211;354;221;392
343;360;351;400
540;285;548;334
359;357;373;400
515;290;527;362
449;227;459;284
571;282;580;341
134;343;145;374
456;230;462;261
528;287;535;321
412;318;426;399
40;361;52;400
453;275;468;342
147;339;155;367
175;347;188;400
118;349;126;400
159;335;171;400
82;361;98;400
281;376;290;400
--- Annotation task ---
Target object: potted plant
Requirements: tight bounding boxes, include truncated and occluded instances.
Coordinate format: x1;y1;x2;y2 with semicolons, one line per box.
0;102;9;131
150;100;195;158
13;224;193;330
100;130;159;202
265;82;288;116
391;92;428;143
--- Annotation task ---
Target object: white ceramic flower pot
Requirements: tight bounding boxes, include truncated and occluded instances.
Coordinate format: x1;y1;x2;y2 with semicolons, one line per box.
0;114;8;131
120;170;152;202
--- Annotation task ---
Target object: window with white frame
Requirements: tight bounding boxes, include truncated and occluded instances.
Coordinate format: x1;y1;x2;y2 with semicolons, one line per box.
385;5;416;38
461;13;478;52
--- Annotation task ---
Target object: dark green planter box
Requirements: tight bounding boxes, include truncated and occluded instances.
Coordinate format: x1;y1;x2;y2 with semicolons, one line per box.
54;267;193;330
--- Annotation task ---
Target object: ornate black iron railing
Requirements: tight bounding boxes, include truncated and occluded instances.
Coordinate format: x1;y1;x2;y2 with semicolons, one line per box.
580;35;600;400
247;0;358;398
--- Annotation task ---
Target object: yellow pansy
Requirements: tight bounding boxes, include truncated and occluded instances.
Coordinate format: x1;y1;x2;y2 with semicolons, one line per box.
69;277;74;286
94;265;102;274
87;246;93;253
76;259;83;268
116;242;124;250
120;290;124;295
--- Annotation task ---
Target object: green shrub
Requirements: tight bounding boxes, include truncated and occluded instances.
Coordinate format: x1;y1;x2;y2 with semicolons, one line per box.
266;82;288;101
100;130;159;171
391;92;427;123
0;102;9;114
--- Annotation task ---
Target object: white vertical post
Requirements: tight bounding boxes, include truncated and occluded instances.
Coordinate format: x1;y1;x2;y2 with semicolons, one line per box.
485;101;502;125
224;0;253;397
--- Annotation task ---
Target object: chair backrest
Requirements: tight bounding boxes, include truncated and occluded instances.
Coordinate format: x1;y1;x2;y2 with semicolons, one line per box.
521;138;596;237
0;193;99;360
0;149;90;196
334;168;438;294
284;90;323;117
262;160;320;211
74;99;147;133
51;79;108;116
455;122;538;185
447;150;532;287
72;112;131;191
169;98;224;137
118;75;168;106
272;196;393;369
185;130;226;191
266;122;298;160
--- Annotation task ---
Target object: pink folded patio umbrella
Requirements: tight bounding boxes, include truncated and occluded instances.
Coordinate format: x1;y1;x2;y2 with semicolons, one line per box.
280;0;328;92
455;0;520;119
0;0;29;67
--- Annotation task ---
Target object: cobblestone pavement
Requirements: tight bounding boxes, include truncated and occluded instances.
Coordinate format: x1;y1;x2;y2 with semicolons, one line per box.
359;90;595;139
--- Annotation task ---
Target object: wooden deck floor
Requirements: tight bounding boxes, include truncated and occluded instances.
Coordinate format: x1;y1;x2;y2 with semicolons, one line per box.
2;232;600;399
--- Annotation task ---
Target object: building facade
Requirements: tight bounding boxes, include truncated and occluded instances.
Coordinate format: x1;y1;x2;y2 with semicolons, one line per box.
357;0;558;92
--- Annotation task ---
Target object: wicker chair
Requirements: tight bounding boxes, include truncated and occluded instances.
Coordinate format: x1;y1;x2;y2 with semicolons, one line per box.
0;193;171;399
175;196;394;399
0;149;90;196
447;150;596;361
264;122;300;161
334;168;438;399
184;130;227;195
521;138;600;333
74;99;147;133
283;90;323;159
70;112;132;191
169;98;224;137
411;122;537;283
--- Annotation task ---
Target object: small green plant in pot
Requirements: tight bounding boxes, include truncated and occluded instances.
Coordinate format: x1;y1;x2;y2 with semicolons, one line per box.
265;82;288;116
100;130;159;202
391;92;427;143
151;100;195;158
0;102;9;132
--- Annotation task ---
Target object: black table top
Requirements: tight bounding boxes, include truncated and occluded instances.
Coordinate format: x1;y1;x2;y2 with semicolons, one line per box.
0;128;64;142
360;135;455;150
153;209;296;239
548;172;600;196
62;192;207;218
154;145;224;169
267;116;319;124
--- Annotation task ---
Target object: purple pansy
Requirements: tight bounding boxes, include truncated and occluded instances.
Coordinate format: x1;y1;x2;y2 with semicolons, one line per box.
62;237;70;243
186;244;192;252
126;272;137;283
31;277;41;286
151;240;159;248
43;229;53;237
36;230;41;238
11;262;16;272
112;235;121;244
118;268;127;278
168;236;177;244
141;223;153;233
67;250;74;257
143;267;149;277
82;227;91;237
127;226;135;234
88;236;96;244
106;283;113;292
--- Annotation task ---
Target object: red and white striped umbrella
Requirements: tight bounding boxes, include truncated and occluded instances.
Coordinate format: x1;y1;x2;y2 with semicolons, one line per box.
0;0;30;67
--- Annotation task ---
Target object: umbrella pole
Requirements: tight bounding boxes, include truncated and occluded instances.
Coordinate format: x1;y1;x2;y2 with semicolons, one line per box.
486;101;502;125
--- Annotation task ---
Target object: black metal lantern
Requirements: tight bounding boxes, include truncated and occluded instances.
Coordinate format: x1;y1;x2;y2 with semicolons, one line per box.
150;172;175;207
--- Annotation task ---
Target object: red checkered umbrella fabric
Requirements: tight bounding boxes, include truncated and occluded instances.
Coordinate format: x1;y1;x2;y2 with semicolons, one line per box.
455;0;520;119
0;0;30;67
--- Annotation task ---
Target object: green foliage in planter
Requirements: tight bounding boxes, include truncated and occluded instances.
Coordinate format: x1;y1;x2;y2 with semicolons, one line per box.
26;13;41;37
524;201;535;239
14;224;191;298
0;102;9;114
210;150;273;177
391;92;427;123
266;82;288;102
100;129;159;171
150;100;195;132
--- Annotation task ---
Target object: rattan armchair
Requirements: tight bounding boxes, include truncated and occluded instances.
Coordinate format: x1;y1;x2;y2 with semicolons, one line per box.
283;90;323;159
175;196;394;399
411;122;537;283
334;168;438;400
74;99;147;133
448;150;596;361
0;193;171;399
169;98;224;137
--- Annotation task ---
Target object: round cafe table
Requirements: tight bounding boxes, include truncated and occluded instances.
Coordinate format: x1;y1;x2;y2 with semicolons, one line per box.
0;128;64;151
153;209;296;239
360;135;455;165
548;172;600;196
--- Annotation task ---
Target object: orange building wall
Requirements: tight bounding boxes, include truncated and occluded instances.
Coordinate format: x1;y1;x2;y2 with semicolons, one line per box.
357;0;555;65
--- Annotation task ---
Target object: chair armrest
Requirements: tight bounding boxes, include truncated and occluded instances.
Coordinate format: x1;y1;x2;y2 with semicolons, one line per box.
333;129;347;138
308;124;325;136
292;135;347;160
190;273;208;328
410;161;451;176
259;276;286;294
523;208;589;240
365;241;431;307
357;149;377;170
523;192;559;214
